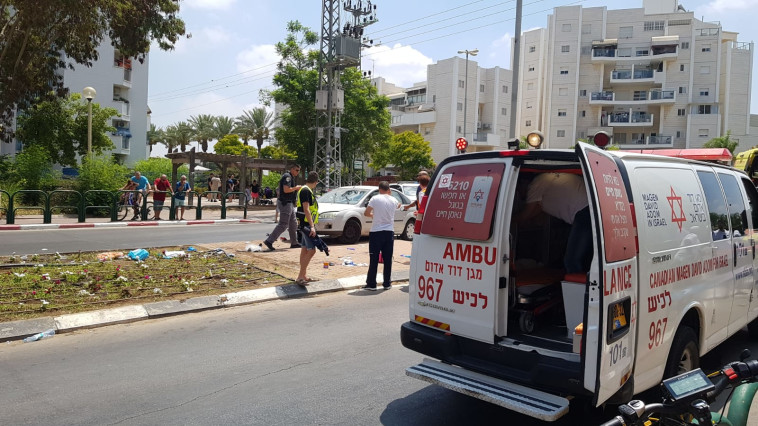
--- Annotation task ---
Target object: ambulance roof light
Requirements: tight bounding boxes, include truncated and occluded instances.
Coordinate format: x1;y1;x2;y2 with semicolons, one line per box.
593;131;611;148
526;131;544;148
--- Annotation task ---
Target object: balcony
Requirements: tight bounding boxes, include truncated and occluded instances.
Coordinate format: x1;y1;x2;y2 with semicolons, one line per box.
610;67;663;84
589;90;675;105
113;101;130;120
477;122;492;131
592;44;678;62
606;111;654;127
389;110;436;127
618;135;673;148
648;135;673;145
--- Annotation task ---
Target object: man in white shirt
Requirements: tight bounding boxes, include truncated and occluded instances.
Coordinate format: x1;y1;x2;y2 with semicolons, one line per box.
362;181;399;290
517;173;591;273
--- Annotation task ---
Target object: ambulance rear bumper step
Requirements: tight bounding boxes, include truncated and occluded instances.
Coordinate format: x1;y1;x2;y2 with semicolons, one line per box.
406;359;569;422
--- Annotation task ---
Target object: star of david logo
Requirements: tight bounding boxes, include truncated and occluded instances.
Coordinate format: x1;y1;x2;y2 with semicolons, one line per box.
667;186;687;232
473;189;484;202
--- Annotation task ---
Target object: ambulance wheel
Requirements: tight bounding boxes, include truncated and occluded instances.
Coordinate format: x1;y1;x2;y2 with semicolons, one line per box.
663;326;699;379
519;311;535;333
340;219;362;244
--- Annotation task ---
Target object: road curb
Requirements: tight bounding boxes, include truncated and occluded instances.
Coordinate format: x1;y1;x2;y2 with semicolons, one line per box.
1;270;410;342
0;218;263;231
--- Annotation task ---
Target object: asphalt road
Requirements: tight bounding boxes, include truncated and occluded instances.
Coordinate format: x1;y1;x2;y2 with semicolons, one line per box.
2;285;758;424
0;223;274;255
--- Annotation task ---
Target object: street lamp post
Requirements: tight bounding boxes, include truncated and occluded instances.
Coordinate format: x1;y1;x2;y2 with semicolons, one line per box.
82;86;97;159
457;48;478;154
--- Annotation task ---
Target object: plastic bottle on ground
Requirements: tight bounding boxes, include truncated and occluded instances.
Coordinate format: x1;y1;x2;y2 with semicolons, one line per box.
23;329;55;343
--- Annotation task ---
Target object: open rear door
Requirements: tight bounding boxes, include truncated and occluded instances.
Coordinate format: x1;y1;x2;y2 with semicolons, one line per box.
576;143;639;406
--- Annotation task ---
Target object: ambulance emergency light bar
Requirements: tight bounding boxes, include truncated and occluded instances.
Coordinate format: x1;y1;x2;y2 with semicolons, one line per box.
622;148;732;164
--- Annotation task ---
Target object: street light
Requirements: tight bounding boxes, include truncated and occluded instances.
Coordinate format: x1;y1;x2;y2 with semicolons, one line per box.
457;48;478;154
82;86;96;159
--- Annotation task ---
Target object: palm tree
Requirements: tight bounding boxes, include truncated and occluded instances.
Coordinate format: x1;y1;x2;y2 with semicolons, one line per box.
188;114;216;152
146;124;164;155
165;121;193;152
234;110;256;146
249;107;275;158
214;116;235;141
162;125;179;153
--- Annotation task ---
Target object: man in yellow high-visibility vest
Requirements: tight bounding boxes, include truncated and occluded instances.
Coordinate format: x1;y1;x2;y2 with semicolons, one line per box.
295;171;320;286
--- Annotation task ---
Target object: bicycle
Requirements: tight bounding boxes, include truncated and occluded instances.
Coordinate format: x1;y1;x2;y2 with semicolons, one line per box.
601;349;758;426
116;192;154;221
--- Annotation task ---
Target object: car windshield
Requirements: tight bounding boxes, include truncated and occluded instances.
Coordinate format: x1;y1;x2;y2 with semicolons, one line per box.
401;185;417;197
318;188;370;205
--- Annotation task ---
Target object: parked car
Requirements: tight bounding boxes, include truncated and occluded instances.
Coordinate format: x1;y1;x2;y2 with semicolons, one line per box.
317;185;416;244
390;182;419;202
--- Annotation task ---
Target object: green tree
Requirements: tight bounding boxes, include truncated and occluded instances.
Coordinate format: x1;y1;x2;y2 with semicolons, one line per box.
0;1;187;142
12;145;58;192
263;21;391;171
16;94;117;166
213;134;256;156
132;158;188;182
370;132;436;180
189;114;216;152
260;144;297;160
214;116;235;140
146;124;165;155
704;130;739;154
234;110;256;146
247;107;274;158
75;156;129;213
165;122;193;153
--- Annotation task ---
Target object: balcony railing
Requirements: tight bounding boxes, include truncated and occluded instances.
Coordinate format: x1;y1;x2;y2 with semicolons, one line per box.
608;112;653;124
650;90;675;100
593;46;677;59
648;135;673;145
477;122;492;130
473;133;489;142
591;91;614;101
590;90;674;103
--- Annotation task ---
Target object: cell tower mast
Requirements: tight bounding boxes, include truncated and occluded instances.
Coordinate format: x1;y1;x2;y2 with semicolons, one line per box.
314;0;377;189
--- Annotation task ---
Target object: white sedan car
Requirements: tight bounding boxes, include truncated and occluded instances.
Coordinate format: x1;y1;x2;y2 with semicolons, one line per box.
317;186;416;244
390;182;419;202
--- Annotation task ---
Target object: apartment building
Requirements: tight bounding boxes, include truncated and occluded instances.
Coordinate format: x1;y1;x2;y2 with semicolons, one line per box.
376;57;513;165
1;39;150;166
517;0;754;149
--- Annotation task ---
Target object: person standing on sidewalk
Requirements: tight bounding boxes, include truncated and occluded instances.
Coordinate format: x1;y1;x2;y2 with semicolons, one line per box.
152;174;173;220
210;174;221;202
295;171;320;286
362;181;399;291
262;164;302;250
174;175;192;221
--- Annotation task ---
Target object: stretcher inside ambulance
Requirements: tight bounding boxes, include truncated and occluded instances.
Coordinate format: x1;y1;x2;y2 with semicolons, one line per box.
401;143;758;421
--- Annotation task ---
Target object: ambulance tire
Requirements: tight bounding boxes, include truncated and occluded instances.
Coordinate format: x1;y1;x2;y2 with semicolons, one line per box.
663;326;699;379
748;317;758;339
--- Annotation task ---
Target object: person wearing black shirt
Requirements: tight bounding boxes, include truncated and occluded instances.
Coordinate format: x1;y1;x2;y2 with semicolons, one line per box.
262;164;302;250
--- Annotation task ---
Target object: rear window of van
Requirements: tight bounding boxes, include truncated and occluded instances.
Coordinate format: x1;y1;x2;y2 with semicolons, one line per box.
421;163;504;241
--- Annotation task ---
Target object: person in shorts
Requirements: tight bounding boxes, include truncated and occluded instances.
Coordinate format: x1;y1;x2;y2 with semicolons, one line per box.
152;174;173;220
131;171;151;208
295;171;319;286
174;175;192;220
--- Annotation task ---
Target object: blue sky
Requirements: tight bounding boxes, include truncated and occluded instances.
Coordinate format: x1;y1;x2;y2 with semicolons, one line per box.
147;0;757;156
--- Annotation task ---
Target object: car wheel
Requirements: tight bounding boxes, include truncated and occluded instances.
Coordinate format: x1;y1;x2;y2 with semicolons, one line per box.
401;218;415;241
663;326;699;379
339;219;362;244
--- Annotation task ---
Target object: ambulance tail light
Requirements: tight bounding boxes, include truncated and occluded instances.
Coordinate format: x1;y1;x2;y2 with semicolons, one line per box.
573;323;583;354
414;193;428;235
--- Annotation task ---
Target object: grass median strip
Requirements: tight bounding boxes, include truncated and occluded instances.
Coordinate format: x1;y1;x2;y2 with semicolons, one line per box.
0;248;291;321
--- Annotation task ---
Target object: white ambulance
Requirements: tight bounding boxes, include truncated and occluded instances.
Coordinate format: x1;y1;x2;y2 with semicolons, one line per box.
401;141;758;421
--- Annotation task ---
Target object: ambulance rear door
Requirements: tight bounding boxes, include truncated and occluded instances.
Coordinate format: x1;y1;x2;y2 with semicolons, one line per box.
576;143;639;406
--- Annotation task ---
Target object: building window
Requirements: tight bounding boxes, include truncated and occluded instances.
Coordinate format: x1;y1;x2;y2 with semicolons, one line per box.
526;120;532;127
619;26;633;39
562;23;572;32
480;84;485;92
700;66;710;74
558;109;567;117
678;108;686;116
582;24;591;34
697;105;712;114
557;130;566;137
680;64;685;71
501;107;507;115
702;44;711;52
561;45;570;53
527;82;534;90
457;102;463;111
529;45;536;53
581;110;586;117
579;89;587;96
560;67;569;75
699;129;709;137
502;85;508;93
644;21;665;31
676;131;681;138
636;48;649;57
432;95;436;103
580;46;592;55
681;41;690;49
528;65;535;72
559;88;568;96
458;80;464;88
526;102;532;109
457;125;462;133
615;133;627;144
700;88;709;96
679;86;687;94
633;90;648;101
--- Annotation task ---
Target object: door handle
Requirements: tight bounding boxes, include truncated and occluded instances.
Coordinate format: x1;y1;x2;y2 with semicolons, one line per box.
752;239;756;260
734;243;738;267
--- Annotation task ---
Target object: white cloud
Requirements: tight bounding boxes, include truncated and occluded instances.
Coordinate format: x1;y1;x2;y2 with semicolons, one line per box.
362;44;433;88
184;0;237;10
236;44;279;73
199;27;232;45
488;32;513;68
